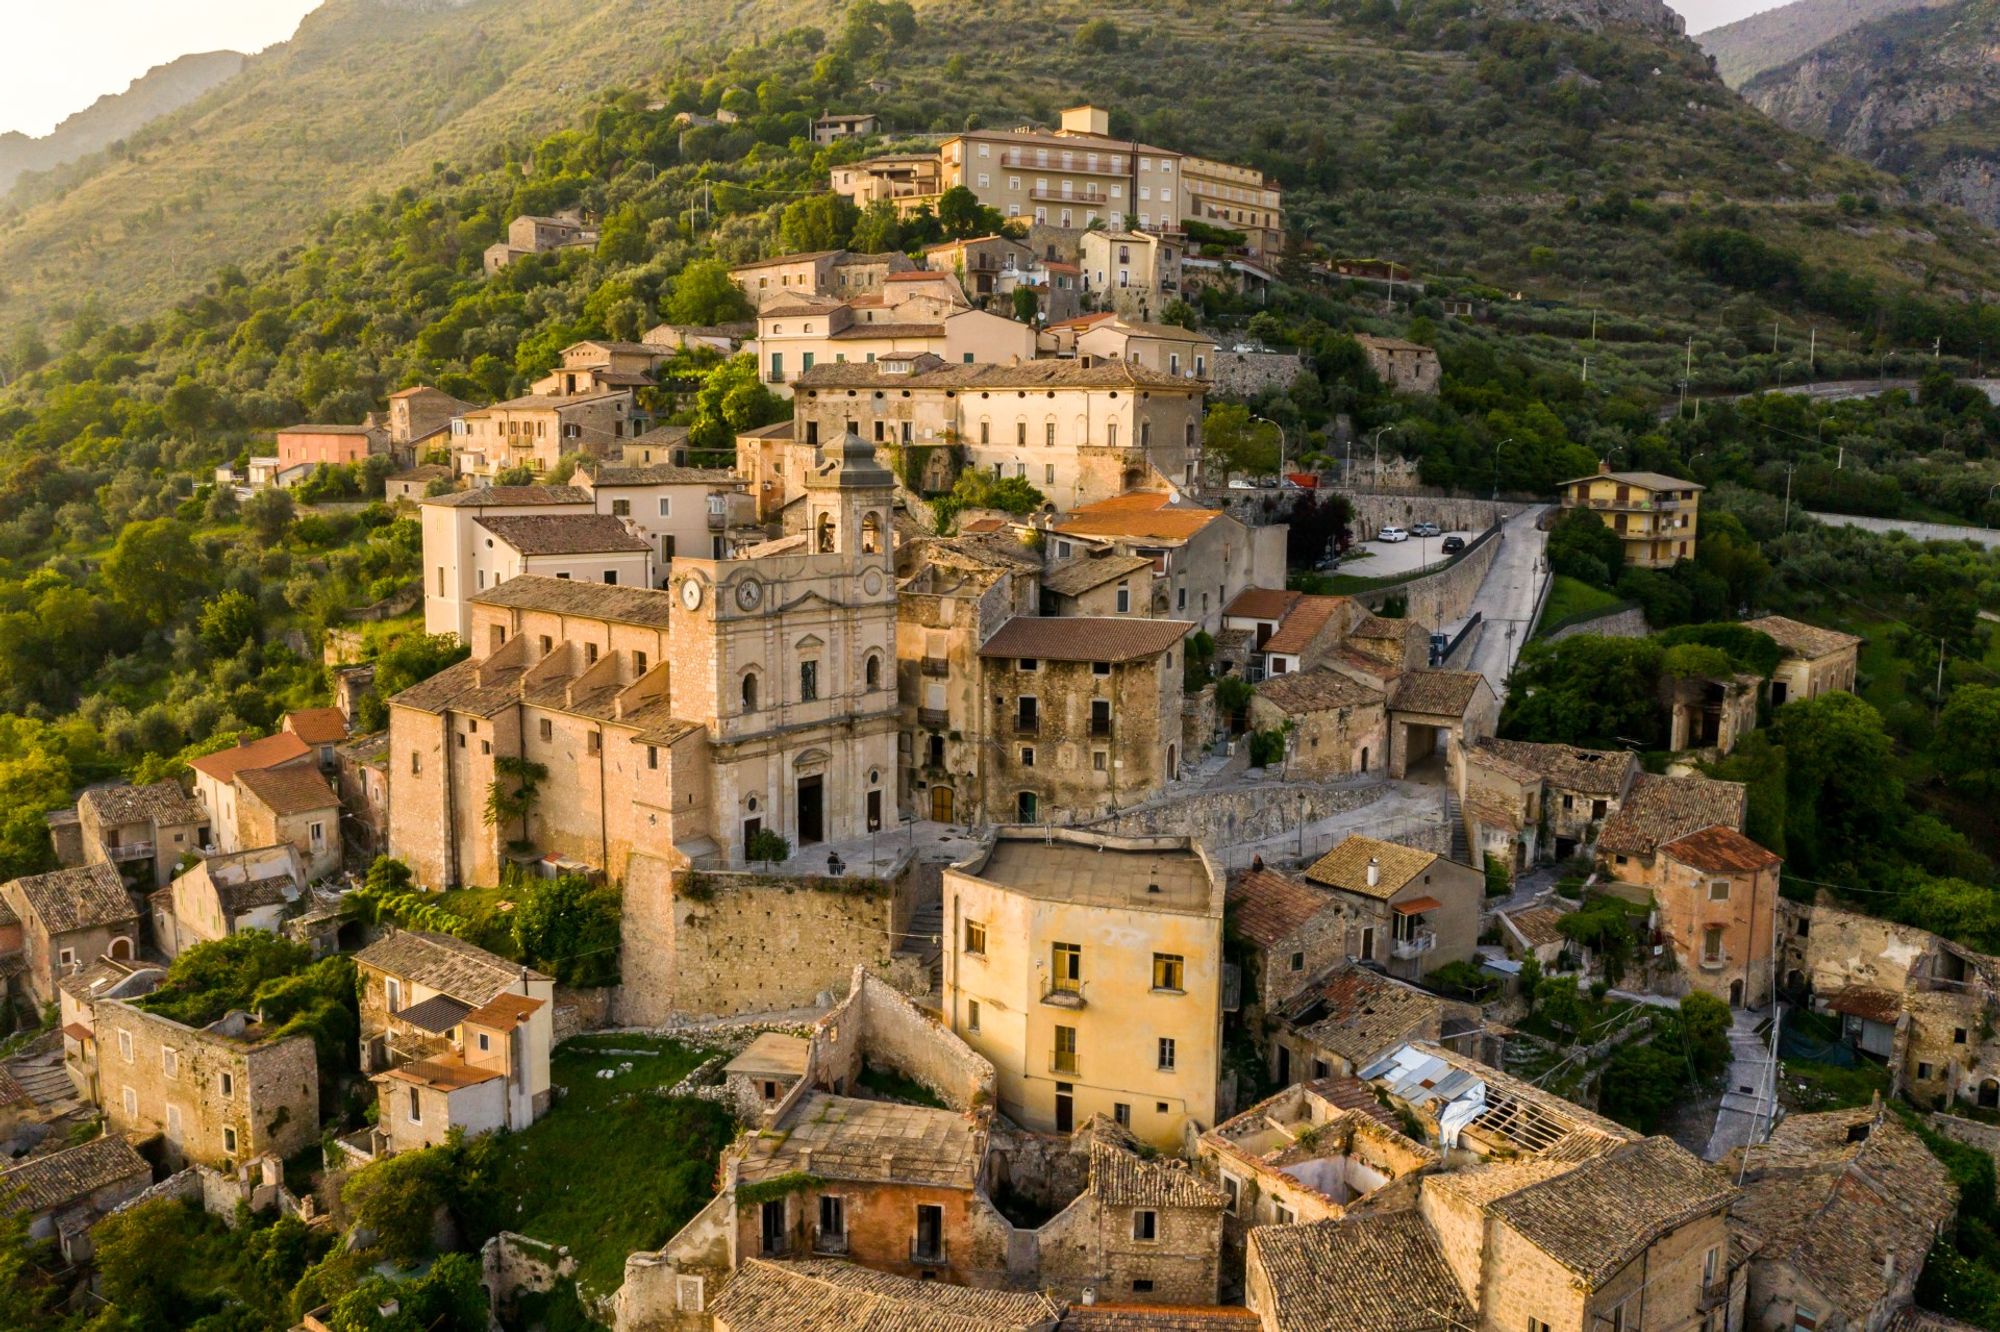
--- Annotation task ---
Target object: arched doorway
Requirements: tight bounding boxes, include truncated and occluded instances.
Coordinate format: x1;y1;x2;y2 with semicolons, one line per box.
108;937;132;961
931;786;954;822
1359;746;1370;774
1729;978;1744;1008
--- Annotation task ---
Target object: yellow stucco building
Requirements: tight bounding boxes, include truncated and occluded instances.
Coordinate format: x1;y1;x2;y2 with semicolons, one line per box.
941;829;1223;1150
1557;464;1702;568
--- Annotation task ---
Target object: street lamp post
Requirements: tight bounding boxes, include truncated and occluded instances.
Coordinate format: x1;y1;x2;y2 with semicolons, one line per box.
1370;425;1394;482
1491;437;1514;501
1252;414;1286;484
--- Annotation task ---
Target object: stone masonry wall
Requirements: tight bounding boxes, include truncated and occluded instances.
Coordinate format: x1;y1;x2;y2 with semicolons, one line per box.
1543;605;1650;644
1357;526;1501;631
811;967;993;1110
1339;492;1525;539
1206;349;1308;400
1081;779;1381;845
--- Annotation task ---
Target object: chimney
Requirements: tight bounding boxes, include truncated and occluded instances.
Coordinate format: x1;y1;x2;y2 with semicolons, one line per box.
1366;857;1381;888
1598;459;1611;475
1251;853;1264;872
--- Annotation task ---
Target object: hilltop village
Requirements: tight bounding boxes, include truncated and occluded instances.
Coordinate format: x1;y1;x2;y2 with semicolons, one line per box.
0;97;1994;1332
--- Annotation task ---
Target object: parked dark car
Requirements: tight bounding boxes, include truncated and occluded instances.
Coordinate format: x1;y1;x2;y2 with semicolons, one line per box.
1441;535;1466;554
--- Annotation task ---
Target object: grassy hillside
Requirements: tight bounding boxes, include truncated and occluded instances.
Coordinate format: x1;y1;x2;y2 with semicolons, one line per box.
0;50;247;197
4;0;1999;343
1698;0;1946;86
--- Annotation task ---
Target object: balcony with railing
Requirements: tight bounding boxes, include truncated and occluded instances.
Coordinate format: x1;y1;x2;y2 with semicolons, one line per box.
909;1238;947;1267
921;656;950;677
104;839;154;862
917;707;950;729
1041;978;1087;1010
1030;185;1108;203
813;1228;849;1256
1391;928;1437;961
1014;715;1040;737
1697;1276;1732;1310
998;152;1125;174
1089;717;1113;738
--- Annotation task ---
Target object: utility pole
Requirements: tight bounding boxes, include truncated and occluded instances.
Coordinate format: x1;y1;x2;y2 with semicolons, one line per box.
1936;637;1947;726
1680;337;1694;419
1782;463;1796;532
1808;326;1816;374
1772;319;1781;357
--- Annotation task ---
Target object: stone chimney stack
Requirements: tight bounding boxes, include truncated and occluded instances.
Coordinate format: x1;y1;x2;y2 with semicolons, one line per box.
1366;857;1380;888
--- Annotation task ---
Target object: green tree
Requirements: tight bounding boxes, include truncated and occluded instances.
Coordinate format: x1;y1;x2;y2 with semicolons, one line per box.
1012;286;1040;325
1501;636;1667;749
1202;402;1280;480
342;1145;459;1267
142;932;316;1028
849;199;904;254
935;185;991;240
197;588;260;654
1545;506;1624;588
374;633;470;697
511;872;622;987
1939;685;2000;799
664;258;753;327
929;469;1044;532
328;1252;489;1332
241;487;296;545
0;1204;69;1332
778;193;859;254
1076;17;1121;50
484;755;549;846
101;518;204;627
596;205;649;265
1770;692;1902;873
688;354;786;454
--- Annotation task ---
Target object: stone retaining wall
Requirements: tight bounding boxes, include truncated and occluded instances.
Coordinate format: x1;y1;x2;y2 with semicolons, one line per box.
1339;491;1525;539
1543;605;1650;644
1207;348;1309;399
1080;777;1381;844
1356;527;1501;629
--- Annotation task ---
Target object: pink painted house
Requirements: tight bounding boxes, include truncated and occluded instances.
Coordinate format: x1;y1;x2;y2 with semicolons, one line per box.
275;422;389;471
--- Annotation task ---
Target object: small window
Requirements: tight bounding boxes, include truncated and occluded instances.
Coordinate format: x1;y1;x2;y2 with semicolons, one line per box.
587;732;601;756
411;752;422;775
162;1048;178;1078
967;999;981;1032
1956;1028;1970;1045
539;718;553;742
635;651;648;674
585;643;599;665
119;1030;133;1063
1708;879;1731;902
965;920;987;955
1273;1202;1294;1225
122;1086;137;1117
1019;658;1039;672
1158;1037;1177;1071
800;660;819;702
478;1032;491;1053
1221;1174;1240;1214
1020;746;1035;768
647;746;660;770
408;1086;422;1125
1132;1279;1155;1293
1114;1102;1131;1127
219;1071;233;1099
1133;1210;1158;1242
1289;951;1305;973
223;1126;238;1156
1092;661;1112;676
1054;1024;1078;1074
1152;954;1184;992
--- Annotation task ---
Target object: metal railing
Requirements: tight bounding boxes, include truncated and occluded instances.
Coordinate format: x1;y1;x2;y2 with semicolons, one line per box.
921;656;950;677
1014;717;1040;737
1041;978;1087;1009
918;708;950;729
813;1230;848;1256
1392;929;1437;961
105;841;154;861
909;1239;947;1266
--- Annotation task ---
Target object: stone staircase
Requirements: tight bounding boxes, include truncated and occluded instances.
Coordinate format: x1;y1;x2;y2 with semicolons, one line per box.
897;895;945;994
1445;791;1470;863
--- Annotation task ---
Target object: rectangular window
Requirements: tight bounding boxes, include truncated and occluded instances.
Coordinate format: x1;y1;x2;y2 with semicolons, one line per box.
1114;1102;1131;1127
800;660;819;702
223;1126;238;1157
1704;925;1725;963
1792;1309;1820;1332
1273;1202;1293;1225
1054;1024;1078;1074
386;978;401;1010
219;1071;233;1099
587;732;601;756
1052;943;1082;993
1020;746;1035;768
122;1086;137;1118
966;999;981;1031
1221;1175;1240;1213
1708;879;1731;902
658;497;671;517
1158;1036;1177;1071
612;498;631;517
1133;1210;1158;1242
647;746;659;770
1290;950;1305;972
1116;585;1131;613
408;1086;422;1125
634;651;648;674
161;1047;178;1077
119;1030;133;1063
820;1195;844;1240
1092;750;1108;772
1152;954;1184;992
539;718;553;742
965;920;987;955
585;643;598;665
1045;464;1055;485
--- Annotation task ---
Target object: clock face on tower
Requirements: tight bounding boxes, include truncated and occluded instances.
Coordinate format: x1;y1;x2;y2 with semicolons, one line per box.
735;578;763;611
680;577;704;611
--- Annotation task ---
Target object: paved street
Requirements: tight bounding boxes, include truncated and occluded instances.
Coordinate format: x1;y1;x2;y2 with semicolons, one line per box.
1704;1005;1780;1161
1340;527;1475;580
1807;510;2000;549
1453;503;1551;699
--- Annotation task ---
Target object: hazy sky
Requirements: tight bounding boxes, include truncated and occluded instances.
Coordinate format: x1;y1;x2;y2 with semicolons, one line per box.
0;1;321;138
0;0;1777;137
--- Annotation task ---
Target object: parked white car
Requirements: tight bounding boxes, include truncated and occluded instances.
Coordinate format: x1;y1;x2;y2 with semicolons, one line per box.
1377;525;1410;543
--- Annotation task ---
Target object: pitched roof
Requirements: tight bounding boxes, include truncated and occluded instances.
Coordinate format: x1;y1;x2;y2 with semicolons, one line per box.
469;575;676;627
708;1259;1059;1332
1224;587;1300;620
1256;668;1381;715
1663;825;1781;873
420;485;589;509
1503;906;1571;949
1054;493;1225;542
794;358;1196;392
1227;867;1338;948
78;782;207;827
475;513;652;556
0;1135;149;1216
1303;836;1439;899
1089;1142;1227;1209
1598;773;1748;857
1488;1136;1737;1287
376;1055;502;1091
1265;596;1349;656
1249;1210;1474;1332
979;616;1192;664
7;863;138;935
463;992;545;1033
1825;986;1902;1024
278;422;379;436
740;1093;980;1190
283;707;348;746
1040;553;1155;597
730;249;845;271
1477;738;1636;795
1390;669;1492;717
1734;1107;1957;1324
1560;468;1705;492
1275;964;1448;1066
187;731;312;783
580;460;736;487
354;930;546;1006
1059;1308;1259;1331
1351;334;1436;354
393;993;473;1034
235;764;339;817
1745;614;1863;660
467;390;629;413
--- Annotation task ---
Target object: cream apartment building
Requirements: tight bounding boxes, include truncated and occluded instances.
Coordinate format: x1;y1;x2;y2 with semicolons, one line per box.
753;274;1036;397
790;355;1207;507
419;485;595;640
453;390;636;478
942;828;1224;1151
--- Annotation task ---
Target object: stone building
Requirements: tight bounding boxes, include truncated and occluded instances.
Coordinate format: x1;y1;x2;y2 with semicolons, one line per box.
151;843;306;960
282;707;349;773
1381;669;1500;780
1731;1104;1956;1332
0;1135;152;1265
975;615;1193;824
418;484;593;640
1746;614;1862;706
2;864;141;1005
386;385;476;460
471;512;656;597
1079;232;1185;323
1639;825;1782;1009
1296;836;1483;982
483;212;598;275
334;731;391;862
1352;334;1441;395
353;930;554;1149
1557;464;1702;569
392;433;900;885
727;248;919;303
1051;493;1286;633
186;730;315;855
92;1000;319;1170
1249;670;1387;779
453;390;637;478
73;782;211;891
1456;737;1640;871
530;339;666;398
702;1260;1060;1332
941;829;1224;1150
1225;864;1350;1019
1221;590;1360;679
923;234;1036;301
1037;552;1156;617
1597;772;1749;883
1266;964;1481;1088
1074;319;1216;382
790;357;1208;509
233;764;342;881
1665;666;1762;754
751;276;1037;398
1246;1206;1473;1332
574;457;752;568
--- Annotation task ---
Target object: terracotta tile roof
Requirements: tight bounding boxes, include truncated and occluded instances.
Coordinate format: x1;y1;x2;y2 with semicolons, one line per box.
1663;825;1781;873
979;616;1192;663
1598;773;1747;857
1825;986;1902;1025
187;731;312;783
1256;669;1381;715
77;781;207;827
1264;595;1348;656
1745;615;1863;660
1559;468;1705;492
709;1259;1059;1332
469;575;676;627
475;513;652;555
1090;1143;1227;1209
581;461;735;487
1040;553;1155;596
0;1136;149;1216
1299;1074;1403;1128
1060;1307;1259;1330
1347;613;1406;640
377;1055;502;1092
284;708;349;746
216;870;297;916
1224;587;1300;620
1054;493;1224;542
1303;836;1438;899
278;422;379;436
1352;334;1435;354
1886;1310;1990;1332
7;864;138;935
1489;1136;1736;1287
463;992;545;1033
827;320;947;338
1275;964;1446;1067
1389;669;1491;717
1735;1107;1957;1325
1477;738;1636;795
419;485;589;509
730;249;846;270
795;357;1196;392
235;765;339;817
1227;867;1337;947
1503;906;1570;949
355;930;547;1006
1249;1209;1474;1332
469;390;630;413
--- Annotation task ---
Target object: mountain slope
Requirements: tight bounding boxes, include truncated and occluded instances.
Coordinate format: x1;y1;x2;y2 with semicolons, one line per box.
0;51;247;197
1699;0;1945;87
1741;0;2000;227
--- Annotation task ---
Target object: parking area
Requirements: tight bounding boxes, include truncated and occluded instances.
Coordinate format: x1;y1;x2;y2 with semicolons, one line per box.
1334;526;1474;579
